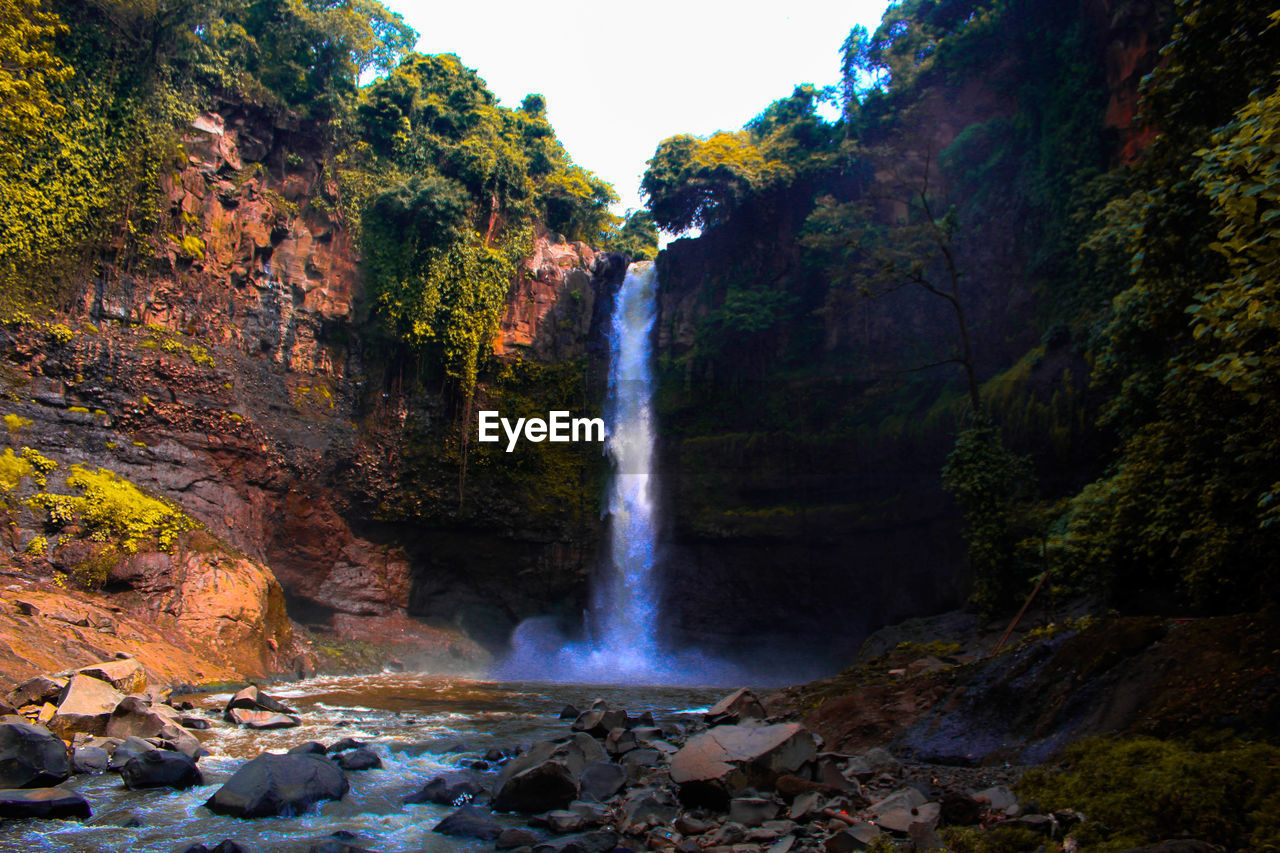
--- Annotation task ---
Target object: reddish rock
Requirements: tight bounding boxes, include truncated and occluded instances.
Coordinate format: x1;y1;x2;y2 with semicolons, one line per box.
669;723;818;808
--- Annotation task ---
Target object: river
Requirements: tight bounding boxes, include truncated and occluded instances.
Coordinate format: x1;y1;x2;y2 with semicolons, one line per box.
0;673;724;853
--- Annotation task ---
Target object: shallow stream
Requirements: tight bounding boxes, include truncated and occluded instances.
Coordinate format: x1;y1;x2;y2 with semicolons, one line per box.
0;673;722;853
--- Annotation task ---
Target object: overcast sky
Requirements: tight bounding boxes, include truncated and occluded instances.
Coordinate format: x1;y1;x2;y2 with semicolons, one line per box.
386;0;893;217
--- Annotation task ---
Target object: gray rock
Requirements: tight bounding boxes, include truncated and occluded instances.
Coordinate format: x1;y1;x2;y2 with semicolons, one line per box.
621;786;680;828
223;685;297;718
604;727;637;755
0;722;70;787
205;753;348;818
669;723;818;808
121;749;203;790
7;676;66;709
577;760;626;802
843;748;900;782
404;772;485;806
973;785;1018;816
675;815;712;835
730;796;780;827
0;785;91;820
568;800;610;826
789;791;823;821
544;810;585;833
706;688;766;726
532;830;619;853
571;709;628;738
492;735;605;812
822;823;881;852
432;804;503;840
108;736;156;770
334;746;381;771
704;822;748;847
497;828;540;850
72;745;110;774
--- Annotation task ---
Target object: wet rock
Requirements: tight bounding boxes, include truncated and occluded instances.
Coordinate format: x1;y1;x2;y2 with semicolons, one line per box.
223;685;298;719
50;674;125;737
328;737;364;754
6;676;66;709
545;809;585;833
288;741;328;755
578;761;626;802
669;723;818;808
706;689;767;726
121;749;203;790
106;696;204;760
730;796;780;827
72;745;110;774
484;747;509;763
76;658;148;694
404;772;485;806
493;735;606;813
178;842;250;853
532;829;619;853
822;823;881;852
108;736;156;770
0;785;91;820
621;787;680;829
433;804;504;840
622;748;662;777
498;827;540;849
571;708;628;738
308;830;374;853
568;800;610;827
559;704;581;720
0;722;70;787
227;708;301;729
334;746;381;771
205;753;349;818
605;727;638;755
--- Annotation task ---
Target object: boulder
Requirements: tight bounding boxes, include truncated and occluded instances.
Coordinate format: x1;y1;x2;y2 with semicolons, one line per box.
121;749;203;790
568;800;610;826
227;708;301;729
106;696;205;760
532;830;619;853
7;676;66;709
307;830;373;853
0;785;91;820
492;735;606;812
76;658;148;694
706;688;767;726
72;746;110;774
287;741;328;755
0;722;70;787
669;723;818;808
178;842;250;853
497;827;539;850
823;823;882;852
49;674;124;737
867;789;935;834
571;708;628;738
939;790;982;825
844;748;900;782
578;761;626;802
108;736;156;770
334;746;381;771
404;772;485;806
604;727;638;755
558;704;581;720
973;785;1018;816
205;753;349;818
432;804;503;840
223;685;298;719
328;737;364;754
620;787;680;829
544;810;585;833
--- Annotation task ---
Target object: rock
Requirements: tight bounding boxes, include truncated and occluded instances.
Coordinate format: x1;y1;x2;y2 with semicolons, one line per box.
621;748;663;780
492;735;607;813
432;804;503;840
498;827;540;849
730;796;780;827
675;815;713;835
0;785;91;820
973;786;1018;816
545;809;585;833
532;830;619;853
843;748;900;782
578;761;626;802
669;723;818;808
789;790;823;821
76;658;148;694
205;753;349;818
72;746;110;774
1014;814;1055;834
121;749;203;790
568;800;610;826
334;746;381;771
939;790;982;825
908;821;944;850
223;685;298;718
558;704;581;720
867;789;933;834
288;741;328;755
605;726;638;755
823;823;881;852
177;842;250;853
704;822;748;846
0;722;70;787
49;674;125;737
815;756;859;795
621;787;680;829
328;737;364;754
706;688;767;726
571;708;629;738
767;836;796;853
106;696;205;760
404;772;485;806
7;676;66;709
108;736;156;770
227;708;301;729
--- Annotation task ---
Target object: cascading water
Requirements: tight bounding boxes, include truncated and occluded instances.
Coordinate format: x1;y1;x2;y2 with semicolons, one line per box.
498;261;736;684
590;260;661;671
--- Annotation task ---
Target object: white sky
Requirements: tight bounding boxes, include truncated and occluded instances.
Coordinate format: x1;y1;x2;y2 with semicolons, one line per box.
386;0;893;217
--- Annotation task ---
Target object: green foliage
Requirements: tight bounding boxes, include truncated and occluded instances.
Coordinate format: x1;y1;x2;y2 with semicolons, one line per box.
602;209;659;261
942;416;1035;615
1018;736;1280;851
0;0;70;151
27;463;198;554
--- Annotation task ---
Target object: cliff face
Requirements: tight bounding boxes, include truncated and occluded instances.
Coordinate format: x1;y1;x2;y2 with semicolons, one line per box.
0;100;619;678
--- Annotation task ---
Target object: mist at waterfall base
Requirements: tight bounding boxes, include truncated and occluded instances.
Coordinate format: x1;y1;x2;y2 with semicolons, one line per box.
496;263;743;687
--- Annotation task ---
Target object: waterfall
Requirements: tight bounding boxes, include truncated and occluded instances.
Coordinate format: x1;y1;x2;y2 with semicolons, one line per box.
591;261;661;670
497;261;738;684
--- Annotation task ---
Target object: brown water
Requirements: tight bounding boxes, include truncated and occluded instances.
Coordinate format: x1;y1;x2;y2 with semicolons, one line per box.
0;674;723;853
